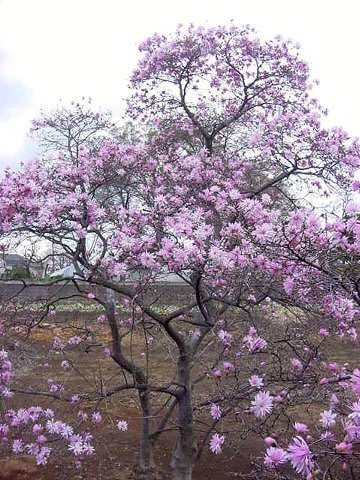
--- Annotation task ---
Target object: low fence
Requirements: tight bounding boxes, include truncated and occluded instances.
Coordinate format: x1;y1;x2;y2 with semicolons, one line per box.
0;280;194;305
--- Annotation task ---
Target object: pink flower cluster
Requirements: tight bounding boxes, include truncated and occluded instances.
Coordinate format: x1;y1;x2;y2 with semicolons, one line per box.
0;349;12;399
243;328;267;353
1;405;94;465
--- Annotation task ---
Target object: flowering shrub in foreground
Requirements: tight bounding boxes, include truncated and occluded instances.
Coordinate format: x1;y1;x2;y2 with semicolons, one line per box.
0;348;94;466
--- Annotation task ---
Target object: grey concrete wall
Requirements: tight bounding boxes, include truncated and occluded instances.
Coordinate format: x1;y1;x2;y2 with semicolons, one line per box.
0;281;194;305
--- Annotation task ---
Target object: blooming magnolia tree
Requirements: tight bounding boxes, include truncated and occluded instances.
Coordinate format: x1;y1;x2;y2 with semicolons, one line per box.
1;24;360;480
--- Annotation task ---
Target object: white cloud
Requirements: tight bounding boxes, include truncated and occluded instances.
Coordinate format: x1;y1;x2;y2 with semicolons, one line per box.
0;115;30;156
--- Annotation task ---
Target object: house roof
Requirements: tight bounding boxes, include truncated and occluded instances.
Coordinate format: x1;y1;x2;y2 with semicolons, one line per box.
2;254;43;269
3;254;27;266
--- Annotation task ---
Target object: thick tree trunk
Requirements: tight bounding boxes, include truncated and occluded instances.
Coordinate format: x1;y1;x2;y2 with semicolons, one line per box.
138;389;156;474
171;354;195;480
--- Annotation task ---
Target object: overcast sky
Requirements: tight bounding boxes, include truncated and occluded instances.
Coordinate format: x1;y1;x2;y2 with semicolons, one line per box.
0;0;359;169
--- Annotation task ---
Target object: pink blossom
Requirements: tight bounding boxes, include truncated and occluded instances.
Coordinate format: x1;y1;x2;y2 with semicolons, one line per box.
103;347;111;358
336;442;353;454
217;329;233;346
49;383;62;393
1;387;13;399
53;336;65;350
249;375;264;388
348;327;357;341
33;424;43;435
68;441;84;456
349;400;360;424
87;292;95;300
212;369;221;379
44;409;54;419
327;362;339;374
319;410;336;428
330;393;339;409
82;443;95;456
291;358;303;370
294;422;309;434
26;443;39;455
36;435;47;444
78;411;88;421
243;328;267;353
343;421;360;440
283;277;295;295
71;394;80;404
264;447;288;468
67;336;82;346
117;420;128;431
288;436;314;476
319;328;329;337
320;431;334;441
36;446;51;465
0;350;8;361
250;391;274;418
350;368;360;394
264;437;276;446
91;411;102;424
210;404;222;420
345;202;359;215
0;423;9;438
97;314;106;323
352;180;360;191
222;361;235;372
12;438;24;453
209;433;225;455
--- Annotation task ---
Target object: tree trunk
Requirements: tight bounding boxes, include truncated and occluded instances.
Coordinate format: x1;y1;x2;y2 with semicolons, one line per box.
104;290;159;479
138;389;156;474
171;354;195;480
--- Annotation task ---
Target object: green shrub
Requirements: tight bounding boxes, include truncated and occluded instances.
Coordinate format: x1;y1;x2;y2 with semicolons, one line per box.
11;266;30;279
43;275;64;282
